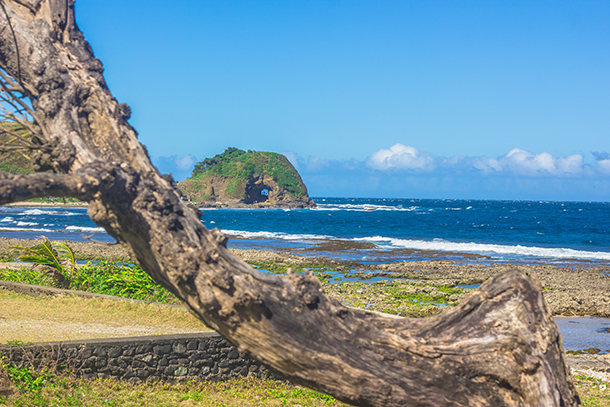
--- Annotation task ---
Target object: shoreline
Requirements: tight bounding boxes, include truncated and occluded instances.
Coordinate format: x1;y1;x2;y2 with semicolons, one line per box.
1;236;609;319
4;201;89;207
3;200;314;209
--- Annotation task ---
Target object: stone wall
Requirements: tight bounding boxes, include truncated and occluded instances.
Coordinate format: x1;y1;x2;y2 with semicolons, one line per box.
0;332;275;384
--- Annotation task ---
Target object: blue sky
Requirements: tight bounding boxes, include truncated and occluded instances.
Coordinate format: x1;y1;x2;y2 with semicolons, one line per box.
76;1;609;201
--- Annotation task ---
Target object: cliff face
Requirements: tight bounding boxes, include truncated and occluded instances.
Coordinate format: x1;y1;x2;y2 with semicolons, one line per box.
178;148;316;208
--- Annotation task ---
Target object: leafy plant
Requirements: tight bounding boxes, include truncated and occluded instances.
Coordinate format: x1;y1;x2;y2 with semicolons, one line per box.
0;266;53;286
1;358;52;394
5;340;32;346
9;237;76;287
0;259;179;304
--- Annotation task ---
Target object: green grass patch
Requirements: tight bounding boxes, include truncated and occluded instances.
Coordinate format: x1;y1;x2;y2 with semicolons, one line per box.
248;261;336;275
572;373;610;406
0;262;180;305
0;366;348;407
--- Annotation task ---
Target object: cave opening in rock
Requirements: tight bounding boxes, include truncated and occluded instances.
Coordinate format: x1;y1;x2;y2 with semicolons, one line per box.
244;184;271;204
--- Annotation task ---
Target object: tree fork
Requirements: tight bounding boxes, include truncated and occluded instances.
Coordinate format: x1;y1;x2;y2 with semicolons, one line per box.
0;1;581;405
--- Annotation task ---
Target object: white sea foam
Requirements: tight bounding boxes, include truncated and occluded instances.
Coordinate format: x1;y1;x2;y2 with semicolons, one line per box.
0;227;54;232
360;236;610;261
17;221;38;226
219;228;610;260
222;229;334;241
65;226;105;232
0;217;14;222
19;209;85;216
19;209;63;216
315;203;420;212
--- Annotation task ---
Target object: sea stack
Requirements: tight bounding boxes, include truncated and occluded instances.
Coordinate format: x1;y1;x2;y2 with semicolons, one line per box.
178;148;316;208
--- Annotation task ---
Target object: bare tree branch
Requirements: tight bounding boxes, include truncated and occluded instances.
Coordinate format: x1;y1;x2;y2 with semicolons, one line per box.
0;1;582;406
0;161;116;203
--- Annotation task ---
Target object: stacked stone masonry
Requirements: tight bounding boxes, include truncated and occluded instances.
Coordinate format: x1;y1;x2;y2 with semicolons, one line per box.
0;332;276;385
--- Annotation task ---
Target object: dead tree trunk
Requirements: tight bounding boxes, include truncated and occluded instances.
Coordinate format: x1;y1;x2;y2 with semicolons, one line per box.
0;1;581;405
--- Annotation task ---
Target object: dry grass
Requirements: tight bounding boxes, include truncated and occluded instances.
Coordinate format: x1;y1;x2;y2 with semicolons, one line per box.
0;290;210;344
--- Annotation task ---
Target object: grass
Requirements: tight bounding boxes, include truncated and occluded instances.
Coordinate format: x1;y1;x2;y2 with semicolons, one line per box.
0;290;208;343
249;261;336;275
0;261;181;305
0;371;348;407
572;374;610;406
1;364;604;407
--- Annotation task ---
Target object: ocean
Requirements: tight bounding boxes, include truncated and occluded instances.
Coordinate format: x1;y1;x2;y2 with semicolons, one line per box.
1;198;610;263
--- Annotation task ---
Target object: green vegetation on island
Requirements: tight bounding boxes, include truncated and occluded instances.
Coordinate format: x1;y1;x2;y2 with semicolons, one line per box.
179;148;315;208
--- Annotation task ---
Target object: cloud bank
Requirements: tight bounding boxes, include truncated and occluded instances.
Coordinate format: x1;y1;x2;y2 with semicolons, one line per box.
152;146;610;200
288;143;609;177
285;144;610;201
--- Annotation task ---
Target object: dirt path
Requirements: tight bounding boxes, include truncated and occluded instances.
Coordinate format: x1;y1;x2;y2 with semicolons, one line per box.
0;289;210;343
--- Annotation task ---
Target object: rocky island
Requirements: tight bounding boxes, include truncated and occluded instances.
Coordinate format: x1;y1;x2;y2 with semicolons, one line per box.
178;148;316;208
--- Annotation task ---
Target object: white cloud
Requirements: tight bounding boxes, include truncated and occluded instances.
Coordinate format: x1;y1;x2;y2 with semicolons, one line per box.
366;143;435;171
498;148;583;176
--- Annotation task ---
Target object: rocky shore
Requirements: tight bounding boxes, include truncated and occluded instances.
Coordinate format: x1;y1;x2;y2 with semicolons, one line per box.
1;237;609;318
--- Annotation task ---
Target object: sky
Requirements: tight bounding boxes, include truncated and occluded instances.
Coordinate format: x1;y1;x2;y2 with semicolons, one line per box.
75;1;610;201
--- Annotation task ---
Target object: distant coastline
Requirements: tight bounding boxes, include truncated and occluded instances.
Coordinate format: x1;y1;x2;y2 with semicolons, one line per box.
3;200;313;209
5;201;89;208
188;200;315;209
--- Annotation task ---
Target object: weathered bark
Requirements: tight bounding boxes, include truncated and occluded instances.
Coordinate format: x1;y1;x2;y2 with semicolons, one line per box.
0;1;581;405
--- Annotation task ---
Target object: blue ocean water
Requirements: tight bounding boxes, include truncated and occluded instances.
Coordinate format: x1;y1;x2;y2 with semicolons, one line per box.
208;198;610;261
1;198;610;261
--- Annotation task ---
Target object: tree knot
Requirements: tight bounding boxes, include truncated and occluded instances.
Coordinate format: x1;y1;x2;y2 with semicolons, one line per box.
288;269;323;310
210;268;234;293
